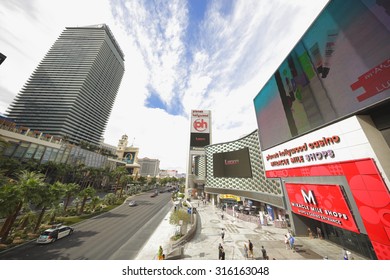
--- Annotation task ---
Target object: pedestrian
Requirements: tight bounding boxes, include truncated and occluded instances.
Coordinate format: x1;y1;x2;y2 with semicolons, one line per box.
221;228;225;242
157;245;164;260
248;240;254;259
316;227;322;239
342;248;350;260
243;244;249;259
284;234;290;250
289;235;295;252
218;243;224;260
261;245;268;260
221;247;226;260
308;227;313;238
221;212;224;220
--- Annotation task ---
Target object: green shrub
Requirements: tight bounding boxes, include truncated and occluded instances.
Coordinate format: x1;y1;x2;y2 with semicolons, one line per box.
169;209;190;225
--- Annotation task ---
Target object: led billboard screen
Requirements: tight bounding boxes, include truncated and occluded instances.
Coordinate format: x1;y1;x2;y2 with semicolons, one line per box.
253;0;390;150
190;133;210;148
213;148;252;178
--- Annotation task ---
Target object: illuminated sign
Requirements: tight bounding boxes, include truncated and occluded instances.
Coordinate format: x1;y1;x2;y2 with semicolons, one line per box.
190;110;210;134
285;183;359;233
219;194;241;201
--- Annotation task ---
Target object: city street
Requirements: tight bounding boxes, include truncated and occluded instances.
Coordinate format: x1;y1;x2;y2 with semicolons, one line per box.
0;192;172;260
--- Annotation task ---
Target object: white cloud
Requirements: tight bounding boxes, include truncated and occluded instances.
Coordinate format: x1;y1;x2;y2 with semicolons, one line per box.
0;0;329;173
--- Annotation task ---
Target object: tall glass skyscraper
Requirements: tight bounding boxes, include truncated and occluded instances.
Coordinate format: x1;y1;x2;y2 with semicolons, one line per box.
6;24;125;145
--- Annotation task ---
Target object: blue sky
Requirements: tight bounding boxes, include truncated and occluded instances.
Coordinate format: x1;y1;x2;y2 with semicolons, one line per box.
0;0;329;173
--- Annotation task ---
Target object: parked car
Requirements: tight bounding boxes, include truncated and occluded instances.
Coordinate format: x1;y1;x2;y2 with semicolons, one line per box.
128;200;137;207
36;225;74;244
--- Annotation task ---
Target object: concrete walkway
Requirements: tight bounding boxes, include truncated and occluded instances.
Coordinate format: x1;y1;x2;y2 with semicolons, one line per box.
135;199;368;260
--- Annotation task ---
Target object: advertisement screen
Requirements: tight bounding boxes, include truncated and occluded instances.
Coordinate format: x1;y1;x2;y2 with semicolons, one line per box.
213;148;252;178
285;183;359;233
123;152;135;164
253;0;390;150
190;133;210;148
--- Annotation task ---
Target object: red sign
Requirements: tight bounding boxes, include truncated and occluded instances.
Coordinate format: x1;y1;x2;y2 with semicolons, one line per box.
286;183;359;233
350;58;390;102
193;118;208;132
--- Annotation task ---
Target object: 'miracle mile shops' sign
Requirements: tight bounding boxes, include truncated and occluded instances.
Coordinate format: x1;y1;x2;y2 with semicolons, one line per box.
285;183;359;233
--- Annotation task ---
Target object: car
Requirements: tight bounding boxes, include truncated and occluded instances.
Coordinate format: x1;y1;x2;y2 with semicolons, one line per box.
150;191;158;198
128;200;137;207
36;224;74;244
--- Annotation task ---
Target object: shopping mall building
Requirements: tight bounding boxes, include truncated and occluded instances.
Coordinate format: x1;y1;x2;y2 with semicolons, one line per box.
253;0;390;260
204;0;389;260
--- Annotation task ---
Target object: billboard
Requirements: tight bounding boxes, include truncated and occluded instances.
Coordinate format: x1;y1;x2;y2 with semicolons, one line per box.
123;152;136;164
285;183;359;233
190;109;211;150
253;0;390;150
190;133;210;148
213;148;252;178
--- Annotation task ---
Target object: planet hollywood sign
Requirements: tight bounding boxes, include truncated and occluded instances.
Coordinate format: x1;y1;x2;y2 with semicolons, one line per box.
265;135;340;167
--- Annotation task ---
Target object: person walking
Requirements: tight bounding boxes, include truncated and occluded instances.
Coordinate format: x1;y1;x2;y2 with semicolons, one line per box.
218;243;224;260
261;245;268;260
157;245;164;260
243;244;249;259
289;235;295;252
248;240;254;259
308;227;314;238
316;227;322;239
221;228;225;242
284;234;290;250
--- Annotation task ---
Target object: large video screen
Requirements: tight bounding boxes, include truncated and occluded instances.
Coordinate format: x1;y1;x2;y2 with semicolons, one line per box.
213;148;252;178
254;0;390;150
190;133;210;148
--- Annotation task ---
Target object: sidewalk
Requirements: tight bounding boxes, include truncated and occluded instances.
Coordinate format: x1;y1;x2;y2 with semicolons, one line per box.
135;199;368;260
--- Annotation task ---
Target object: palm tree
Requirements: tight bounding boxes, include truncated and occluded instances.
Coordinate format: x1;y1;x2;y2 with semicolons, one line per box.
33;181;65;233
0;183;22;242
77;186;96;215
18;209;37;232
0;171;46;243
90;196;101;212
112;166;128;195
63;183;79;212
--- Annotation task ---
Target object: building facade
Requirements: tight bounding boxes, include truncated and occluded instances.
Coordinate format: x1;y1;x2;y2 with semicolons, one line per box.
138;157;160;177
6;24;125;146
116;134;140;176
0;116;120;170
204;130;285;224
253;0;390;259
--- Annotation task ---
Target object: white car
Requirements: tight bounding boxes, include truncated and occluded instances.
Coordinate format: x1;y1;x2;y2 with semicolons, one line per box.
128;200;137;207
36;225;74;244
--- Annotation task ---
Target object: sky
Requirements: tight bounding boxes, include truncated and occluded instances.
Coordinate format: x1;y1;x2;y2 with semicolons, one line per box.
0;0;329;174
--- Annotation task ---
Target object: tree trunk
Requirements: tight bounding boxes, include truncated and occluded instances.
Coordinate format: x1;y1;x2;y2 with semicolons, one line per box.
64;195;71;212
0;203;22;243
0;215;13;241
34;207;46;233
79;197;87;215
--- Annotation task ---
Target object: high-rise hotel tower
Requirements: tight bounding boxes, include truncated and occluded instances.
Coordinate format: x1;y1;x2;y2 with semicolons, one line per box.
7;24;125;145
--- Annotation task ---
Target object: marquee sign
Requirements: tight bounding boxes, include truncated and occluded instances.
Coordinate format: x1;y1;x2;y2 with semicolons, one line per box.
190;110;210;134
285;183;359;233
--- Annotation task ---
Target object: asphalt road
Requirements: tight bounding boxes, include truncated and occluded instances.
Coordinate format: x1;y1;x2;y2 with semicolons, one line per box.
0;191;172;260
